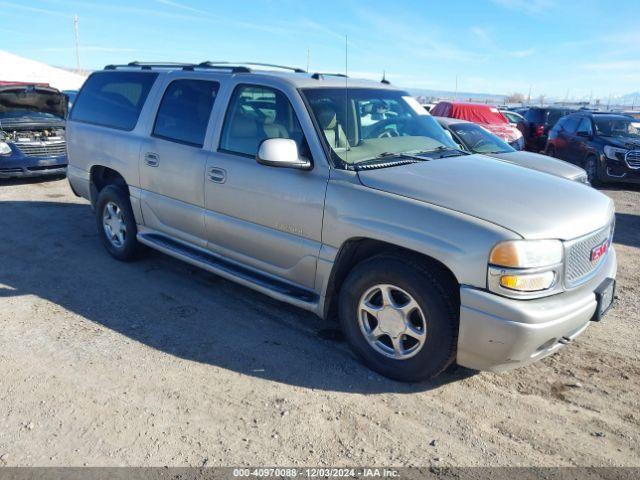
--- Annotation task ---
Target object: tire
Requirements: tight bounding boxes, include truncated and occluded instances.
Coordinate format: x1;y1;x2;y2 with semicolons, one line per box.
546;144;556;158
338;255;458;382
584;155;602;186
95;185;142;261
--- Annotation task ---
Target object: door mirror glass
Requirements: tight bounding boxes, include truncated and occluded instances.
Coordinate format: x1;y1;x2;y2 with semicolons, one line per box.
257;138;311;169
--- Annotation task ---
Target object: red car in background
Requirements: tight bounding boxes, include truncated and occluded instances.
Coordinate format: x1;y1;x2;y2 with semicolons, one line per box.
431;101;524;150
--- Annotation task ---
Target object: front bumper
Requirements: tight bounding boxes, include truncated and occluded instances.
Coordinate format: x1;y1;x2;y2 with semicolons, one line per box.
0;154;67;179
602;155;640;184
457;246;617;372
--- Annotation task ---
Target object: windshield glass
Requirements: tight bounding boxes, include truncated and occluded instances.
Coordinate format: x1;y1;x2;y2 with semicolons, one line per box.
594;117;640;138
0;108;63;121
450;123;515;154
302;88;457;165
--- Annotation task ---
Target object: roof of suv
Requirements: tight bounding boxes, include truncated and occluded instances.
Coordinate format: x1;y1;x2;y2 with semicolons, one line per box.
100;62;400;91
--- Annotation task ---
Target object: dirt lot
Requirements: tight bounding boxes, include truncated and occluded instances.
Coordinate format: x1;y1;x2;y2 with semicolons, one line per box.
0;176;638;467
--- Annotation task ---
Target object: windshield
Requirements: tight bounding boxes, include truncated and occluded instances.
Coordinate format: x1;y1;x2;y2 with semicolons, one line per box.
450;123;515;154
302;88;457;165
0;109;64;122
594;117;640;138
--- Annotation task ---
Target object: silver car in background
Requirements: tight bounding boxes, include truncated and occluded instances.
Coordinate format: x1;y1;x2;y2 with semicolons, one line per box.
436;116;589;184
66;62;616;382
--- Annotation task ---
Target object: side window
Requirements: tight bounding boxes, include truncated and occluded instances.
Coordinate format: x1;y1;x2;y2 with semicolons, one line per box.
152;79;219;147
562;116;580;134
219;85;306;157
576;117;593;135
71;71;158;130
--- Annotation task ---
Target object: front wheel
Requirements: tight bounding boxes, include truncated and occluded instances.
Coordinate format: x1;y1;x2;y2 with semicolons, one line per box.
584;155;602;186
338;256;458;382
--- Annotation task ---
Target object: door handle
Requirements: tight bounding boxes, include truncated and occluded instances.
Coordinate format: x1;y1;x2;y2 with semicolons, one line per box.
144;152;159;167
207;167;227;183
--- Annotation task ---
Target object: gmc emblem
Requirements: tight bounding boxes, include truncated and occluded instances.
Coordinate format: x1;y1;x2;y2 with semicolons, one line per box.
590;239;609;262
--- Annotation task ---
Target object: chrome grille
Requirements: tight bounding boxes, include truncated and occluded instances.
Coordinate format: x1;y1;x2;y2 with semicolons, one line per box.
15;141;66;158
564;223;613;288
625;150;640;169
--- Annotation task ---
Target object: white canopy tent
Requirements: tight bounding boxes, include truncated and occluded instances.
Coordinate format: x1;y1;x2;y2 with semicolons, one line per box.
0;50;87;91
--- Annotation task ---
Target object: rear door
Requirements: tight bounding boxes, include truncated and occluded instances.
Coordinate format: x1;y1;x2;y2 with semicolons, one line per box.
569;117;594;164
138;77;220;247
554;115;580;160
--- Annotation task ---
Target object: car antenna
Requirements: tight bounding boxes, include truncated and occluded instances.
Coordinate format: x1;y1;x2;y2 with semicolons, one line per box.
381;70;390;85
344;34;348;165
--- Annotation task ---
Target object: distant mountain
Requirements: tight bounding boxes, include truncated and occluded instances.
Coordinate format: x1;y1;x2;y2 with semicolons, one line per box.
408;88;507;104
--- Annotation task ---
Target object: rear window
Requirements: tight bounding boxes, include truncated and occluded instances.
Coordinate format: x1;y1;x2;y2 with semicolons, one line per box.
524;108;544;123
71;71;158;130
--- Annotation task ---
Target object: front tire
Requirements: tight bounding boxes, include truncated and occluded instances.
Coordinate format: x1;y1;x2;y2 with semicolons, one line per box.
338;256;458;382
584;155;602;186
95;185;142;261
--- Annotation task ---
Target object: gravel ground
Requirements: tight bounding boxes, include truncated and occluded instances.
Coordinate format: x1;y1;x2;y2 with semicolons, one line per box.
0;176;638;467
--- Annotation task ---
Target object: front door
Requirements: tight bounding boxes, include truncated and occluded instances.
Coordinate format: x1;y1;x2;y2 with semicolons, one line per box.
203;84;329;289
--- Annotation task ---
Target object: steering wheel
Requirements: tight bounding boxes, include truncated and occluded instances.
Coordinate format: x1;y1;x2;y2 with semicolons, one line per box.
470;138;493;151
368;117;409;139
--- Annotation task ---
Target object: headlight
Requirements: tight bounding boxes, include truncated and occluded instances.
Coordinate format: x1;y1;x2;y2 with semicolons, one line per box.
488;240;563;297
0;141;11;155
603;145;626;161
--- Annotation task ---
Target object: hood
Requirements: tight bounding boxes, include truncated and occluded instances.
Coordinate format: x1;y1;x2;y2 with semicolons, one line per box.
489;150;587;181
357;154;613;240
0;85;67;120
603;136;640;150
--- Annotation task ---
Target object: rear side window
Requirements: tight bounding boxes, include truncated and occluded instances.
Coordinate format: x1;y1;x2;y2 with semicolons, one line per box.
71;71;158;130
152;79;219;147
561;116;581;133
524;108;544;123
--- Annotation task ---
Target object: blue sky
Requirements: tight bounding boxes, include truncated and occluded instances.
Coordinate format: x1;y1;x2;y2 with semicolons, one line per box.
2;0;639;100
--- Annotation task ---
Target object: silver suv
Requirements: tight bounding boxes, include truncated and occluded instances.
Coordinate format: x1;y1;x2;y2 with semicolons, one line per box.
67;62;617;382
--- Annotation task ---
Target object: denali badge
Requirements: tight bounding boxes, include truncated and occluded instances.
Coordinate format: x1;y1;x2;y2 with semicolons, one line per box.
590;239;609;262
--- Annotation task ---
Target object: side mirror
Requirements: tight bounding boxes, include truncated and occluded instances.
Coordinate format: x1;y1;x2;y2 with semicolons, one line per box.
257;138;311;170
576;130;591;138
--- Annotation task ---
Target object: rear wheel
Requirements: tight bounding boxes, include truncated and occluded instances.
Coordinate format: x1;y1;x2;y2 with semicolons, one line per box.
546;144;556;157
95;185;142;261
338;256;458;382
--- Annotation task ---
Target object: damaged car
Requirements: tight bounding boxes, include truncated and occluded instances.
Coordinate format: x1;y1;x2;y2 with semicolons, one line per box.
0;83;68;179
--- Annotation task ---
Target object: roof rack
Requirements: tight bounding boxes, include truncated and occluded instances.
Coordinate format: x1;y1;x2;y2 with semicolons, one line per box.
104;61;306;74
310;72;348;80
199;61;306;73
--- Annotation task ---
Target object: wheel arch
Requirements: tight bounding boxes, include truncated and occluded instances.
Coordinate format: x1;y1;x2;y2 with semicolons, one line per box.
89;165;129;208
322;237;460;320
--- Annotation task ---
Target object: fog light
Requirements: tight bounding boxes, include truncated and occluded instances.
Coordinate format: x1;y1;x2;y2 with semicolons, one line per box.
500;271;555;292
0;142;11;155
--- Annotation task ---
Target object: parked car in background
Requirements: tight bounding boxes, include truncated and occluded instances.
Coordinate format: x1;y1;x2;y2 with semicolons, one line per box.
430;101;524;150
62;89;79;112
0;83;68;178
500;109;525;126
546;112;640;185
66;62;616;382
521;107;574;152
436;117;588;183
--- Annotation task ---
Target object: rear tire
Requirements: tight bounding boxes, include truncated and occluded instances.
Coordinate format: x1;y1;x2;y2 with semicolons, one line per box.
338;255;458;382
95;185;142;261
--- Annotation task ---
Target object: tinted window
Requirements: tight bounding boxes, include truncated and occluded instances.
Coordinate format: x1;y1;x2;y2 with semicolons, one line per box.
220;85;306;157
450;123;514;154
153;79;219;147
546;109;569;126
524;108;544;123
561;116;581;133
71;71;158;130
576;117;593;135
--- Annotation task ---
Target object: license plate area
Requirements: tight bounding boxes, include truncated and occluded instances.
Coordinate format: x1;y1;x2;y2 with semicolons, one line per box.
592;278;616;322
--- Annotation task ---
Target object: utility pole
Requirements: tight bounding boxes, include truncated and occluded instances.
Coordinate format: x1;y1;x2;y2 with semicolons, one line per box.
454;74;458;100
527;85;532;105
306;48;310;73
73;14;81;74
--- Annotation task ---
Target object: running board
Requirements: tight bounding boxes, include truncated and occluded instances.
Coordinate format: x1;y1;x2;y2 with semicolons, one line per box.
138;232;319;311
